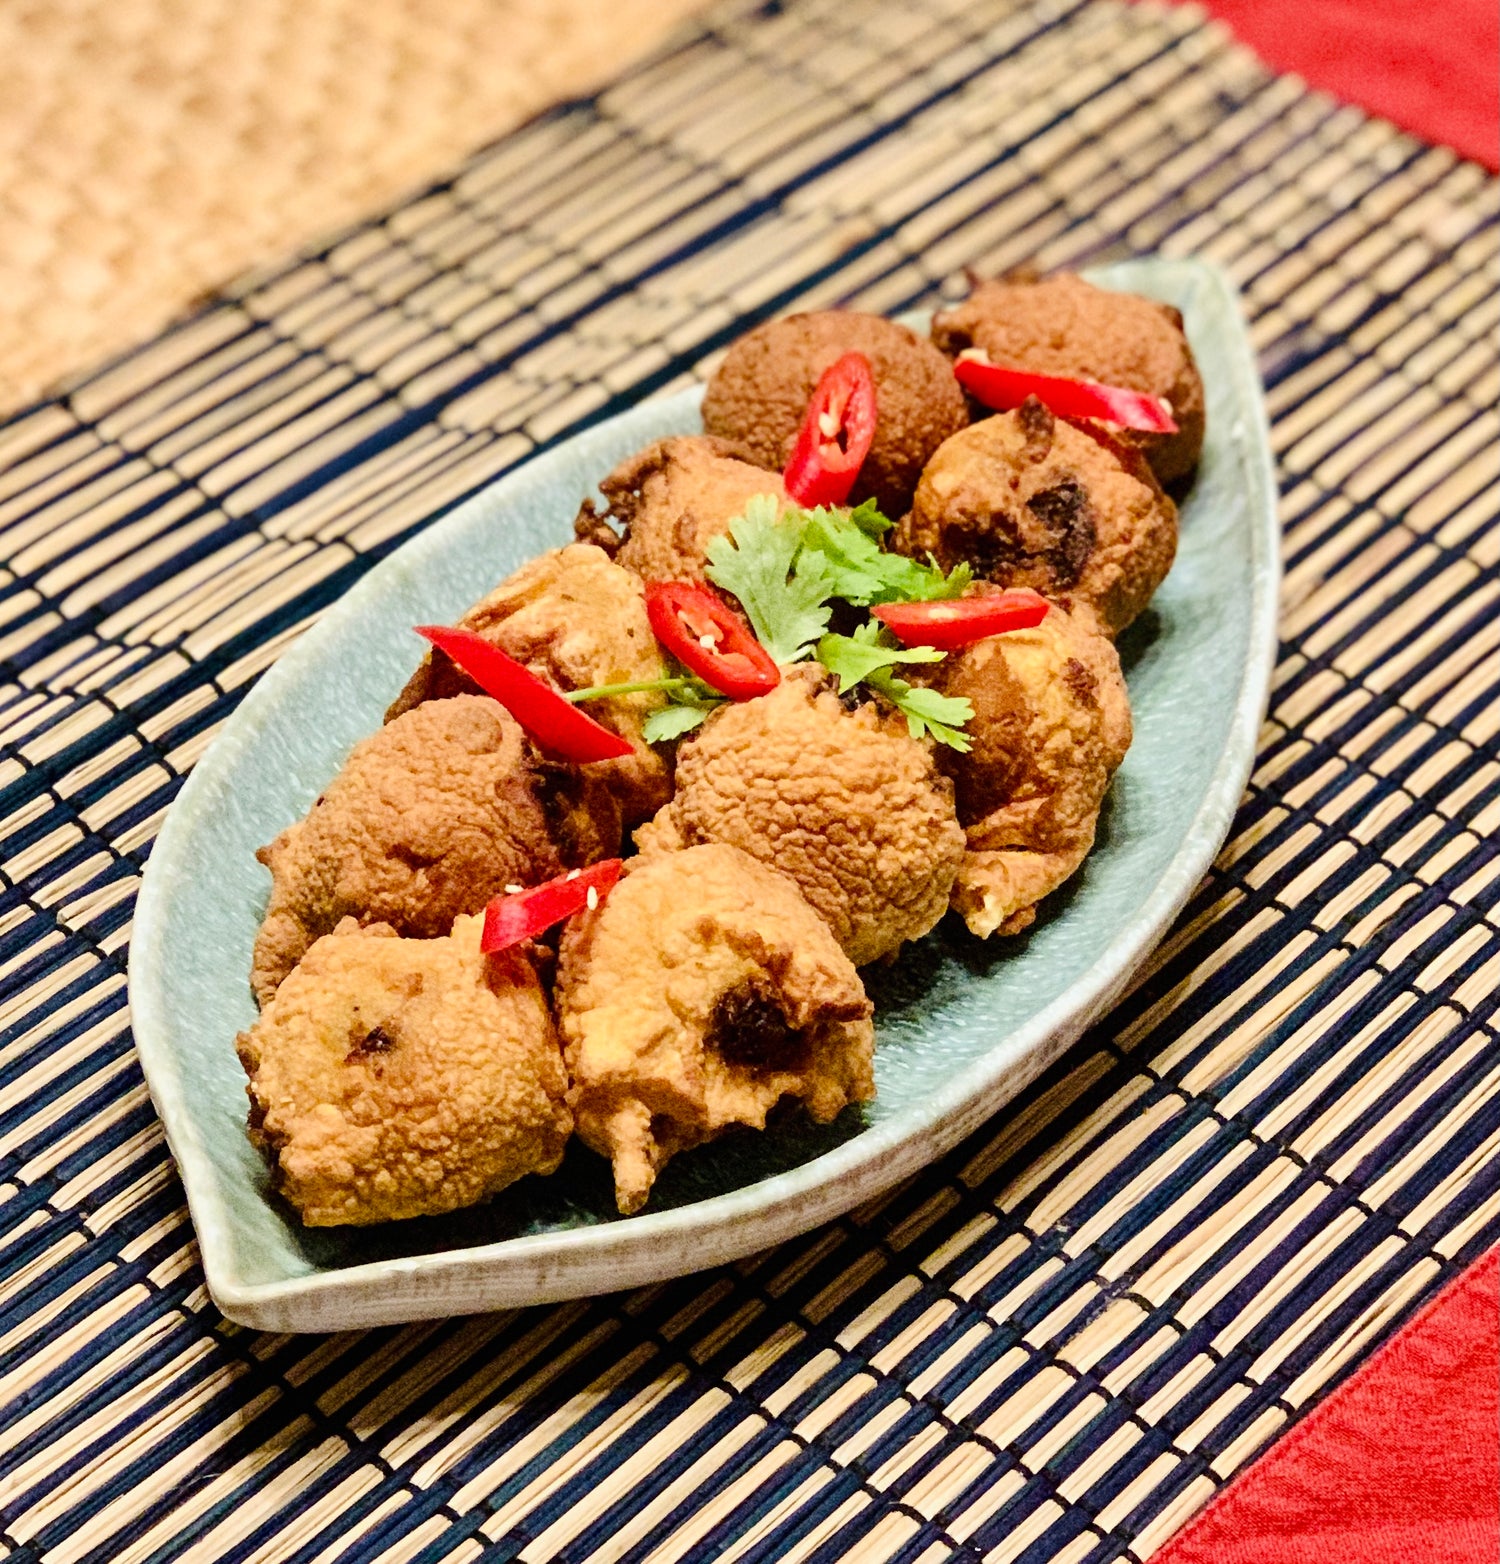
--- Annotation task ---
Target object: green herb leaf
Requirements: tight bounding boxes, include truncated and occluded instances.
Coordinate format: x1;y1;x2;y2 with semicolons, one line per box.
815;622;944;694
643;703;712;743
867;671;974;751
704;495;833;664
813;623;971;750
920;558;974;601
800;505;968;606
846;498;892;537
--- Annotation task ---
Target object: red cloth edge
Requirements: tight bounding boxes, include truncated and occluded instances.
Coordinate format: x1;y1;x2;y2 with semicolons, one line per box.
1139;0;1500;170
1150;1247;1500;1564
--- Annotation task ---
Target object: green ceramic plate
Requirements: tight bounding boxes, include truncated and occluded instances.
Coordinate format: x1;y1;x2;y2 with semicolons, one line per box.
129;258;1278;1331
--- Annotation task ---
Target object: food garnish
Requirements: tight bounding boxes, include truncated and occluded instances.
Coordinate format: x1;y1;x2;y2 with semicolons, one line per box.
644;581;781;700
873;591;1050;649
783;352;878;507
817;624;974;751
480;859;623;953
954;352;1178;433
415;626;633;763
697;495;980;747
704;495;837;664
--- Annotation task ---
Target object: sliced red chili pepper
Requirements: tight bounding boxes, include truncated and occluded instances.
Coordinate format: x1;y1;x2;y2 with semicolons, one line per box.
873;591;1050;649
480;859;622;953
644;581;780;699
954;356;1178;434
415;625;632;762
783;352;878;508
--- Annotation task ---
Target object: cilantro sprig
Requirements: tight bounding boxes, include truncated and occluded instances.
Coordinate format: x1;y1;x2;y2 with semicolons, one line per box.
704;495;835;664
699;496;977;750
801;499;971;607
817;623;974;751
565;670;724;743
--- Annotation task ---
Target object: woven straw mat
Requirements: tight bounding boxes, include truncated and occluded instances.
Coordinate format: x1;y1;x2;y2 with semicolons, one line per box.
2;0;1499;1560
0;0;708;414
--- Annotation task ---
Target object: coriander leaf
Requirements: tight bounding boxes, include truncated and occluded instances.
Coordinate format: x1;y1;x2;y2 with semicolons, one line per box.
644;703;712;743
800;505;968;606
921;559;973;601
867;671;974;751
704;497;832;664
800;509;894;605
815;622;944;695
846;498;892;537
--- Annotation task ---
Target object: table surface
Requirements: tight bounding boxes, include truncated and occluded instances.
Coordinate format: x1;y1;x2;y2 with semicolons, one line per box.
2;0;1497;1560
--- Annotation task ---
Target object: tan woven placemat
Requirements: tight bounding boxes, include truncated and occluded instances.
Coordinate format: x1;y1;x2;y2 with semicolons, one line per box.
0;0;708;414
2;0;1498;1558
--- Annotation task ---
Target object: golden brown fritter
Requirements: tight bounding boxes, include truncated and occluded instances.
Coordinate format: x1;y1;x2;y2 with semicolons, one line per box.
574;435;788;582
238;915;572;1226
556;844;874;1215
932;272;1205;487
385;544;672;827
937;600;1131;937
701;311;969;518
636;666;966;965
891;399;1177;638
252;695;618;1006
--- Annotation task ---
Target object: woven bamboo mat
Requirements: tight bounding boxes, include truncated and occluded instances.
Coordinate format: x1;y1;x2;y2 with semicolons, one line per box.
2;0;1499;1558
0;0;708;415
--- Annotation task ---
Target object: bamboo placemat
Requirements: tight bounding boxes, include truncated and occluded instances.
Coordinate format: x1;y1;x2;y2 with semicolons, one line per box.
2;0;1498;1559
0;0;708;414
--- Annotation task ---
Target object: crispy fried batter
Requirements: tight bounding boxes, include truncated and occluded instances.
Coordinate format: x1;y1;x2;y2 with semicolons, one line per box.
701;310;969;517
252;695;618;1006
932;272;1205;486
556;844;874;1214
237;916;572;1226
637;666;965;965
575;435;788;582
386;544;672;826
892;399;1176;638
938;601;1131;937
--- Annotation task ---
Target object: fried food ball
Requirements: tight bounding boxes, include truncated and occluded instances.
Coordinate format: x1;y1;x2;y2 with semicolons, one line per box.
556;844;874;1215
938;600;1131;938
385;544;672;827
891;398;1177;638
701;311;969;517
931;272;1204;486
636;666;965;965
252;695;618;1006
237;915;572;1225
574;435;787;583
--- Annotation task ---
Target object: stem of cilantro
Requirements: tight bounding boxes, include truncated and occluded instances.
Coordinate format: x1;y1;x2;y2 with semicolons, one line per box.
563;676;708;703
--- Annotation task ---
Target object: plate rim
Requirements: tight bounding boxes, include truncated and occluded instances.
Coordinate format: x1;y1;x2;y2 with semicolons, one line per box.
129;256;1279;1331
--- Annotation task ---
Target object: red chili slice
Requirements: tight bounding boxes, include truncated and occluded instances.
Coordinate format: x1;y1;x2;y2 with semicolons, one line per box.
480;859;622;953
873;591;1050;649
645;581;780;699
783;352;878;508
954;356;1178;434
415;626;632;763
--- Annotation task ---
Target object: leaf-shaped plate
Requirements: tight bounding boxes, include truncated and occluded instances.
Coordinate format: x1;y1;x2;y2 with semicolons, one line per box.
129;258;1278;1331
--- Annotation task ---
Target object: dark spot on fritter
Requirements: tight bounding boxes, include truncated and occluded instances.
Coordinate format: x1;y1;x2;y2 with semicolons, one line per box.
346;1024;396;1062
709;985;810;1073
533;759;621;866
1062;657;1098;707
1025;481;1096;586
945;474;1095;590
1016;395;1055;459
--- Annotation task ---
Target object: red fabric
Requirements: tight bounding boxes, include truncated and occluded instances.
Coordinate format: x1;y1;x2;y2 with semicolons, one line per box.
1153;1248;1500;1564
1151;0;1499;169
